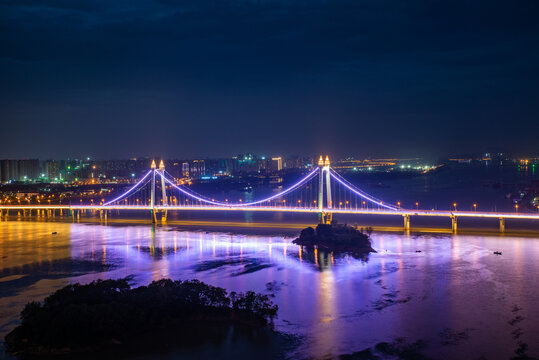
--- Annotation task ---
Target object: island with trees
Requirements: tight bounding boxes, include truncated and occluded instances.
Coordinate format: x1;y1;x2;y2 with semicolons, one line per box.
293;222;376;253
5;278;278;356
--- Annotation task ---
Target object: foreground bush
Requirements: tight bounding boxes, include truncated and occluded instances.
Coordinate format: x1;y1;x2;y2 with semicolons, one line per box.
5;278;278;355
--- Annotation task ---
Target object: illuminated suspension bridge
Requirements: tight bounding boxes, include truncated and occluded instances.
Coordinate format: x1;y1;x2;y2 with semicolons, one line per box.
1;157;539;233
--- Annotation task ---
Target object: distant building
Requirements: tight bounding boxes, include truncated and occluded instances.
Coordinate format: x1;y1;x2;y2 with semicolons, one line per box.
44;160;60;180
18;159;39;180
190;160;205;178
284;156;312;170
234;154;259;174
270;157;283;172
182;162;189;177
0;159;39;182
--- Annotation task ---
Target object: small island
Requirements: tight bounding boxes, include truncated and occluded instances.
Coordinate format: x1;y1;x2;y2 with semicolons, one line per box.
5;278;278;356
293;222;376;253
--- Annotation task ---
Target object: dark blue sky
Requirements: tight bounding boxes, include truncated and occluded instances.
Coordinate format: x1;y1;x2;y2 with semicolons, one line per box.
1;0;538;159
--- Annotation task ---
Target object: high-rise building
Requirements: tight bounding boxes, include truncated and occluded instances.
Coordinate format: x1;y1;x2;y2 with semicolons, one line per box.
18;159;40;180
44;160;60;180
190;160;205;178
0;159;39;182
182;162;189;177
270;157;283;172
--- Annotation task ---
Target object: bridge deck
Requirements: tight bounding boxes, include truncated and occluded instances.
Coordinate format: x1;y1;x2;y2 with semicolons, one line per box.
1;205;539;220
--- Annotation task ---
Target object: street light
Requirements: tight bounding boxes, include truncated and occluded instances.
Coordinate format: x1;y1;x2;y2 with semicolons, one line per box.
473;203;477;211
453;203;457;211
415;202;419;210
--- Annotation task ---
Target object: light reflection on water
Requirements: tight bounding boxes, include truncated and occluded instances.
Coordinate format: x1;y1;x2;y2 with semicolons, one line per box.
1;221;539;359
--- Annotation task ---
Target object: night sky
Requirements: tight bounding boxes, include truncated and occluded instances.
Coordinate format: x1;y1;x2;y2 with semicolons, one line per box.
1;0;538;160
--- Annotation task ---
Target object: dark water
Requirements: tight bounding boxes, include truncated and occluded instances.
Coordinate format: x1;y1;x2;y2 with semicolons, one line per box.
363;163;537;212
191;163;537;213
1;220;539;359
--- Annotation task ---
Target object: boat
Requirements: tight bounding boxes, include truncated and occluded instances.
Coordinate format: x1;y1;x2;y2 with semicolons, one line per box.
493;251;502;255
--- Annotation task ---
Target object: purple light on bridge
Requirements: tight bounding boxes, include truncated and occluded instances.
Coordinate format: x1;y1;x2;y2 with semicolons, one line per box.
162;168;319;207
103;170;152;206
329;169;399;211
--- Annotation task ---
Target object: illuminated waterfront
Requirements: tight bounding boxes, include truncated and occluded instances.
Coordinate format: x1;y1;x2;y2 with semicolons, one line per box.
1;220;539;359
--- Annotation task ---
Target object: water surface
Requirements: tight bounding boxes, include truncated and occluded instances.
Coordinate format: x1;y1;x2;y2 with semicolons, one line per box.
1;220;538;359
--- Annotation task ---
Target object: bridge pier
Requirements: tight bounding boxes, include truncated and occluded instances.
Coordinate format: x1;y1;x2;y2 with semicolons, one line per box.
451;215;458;233
499;217;505;233
320;211;332;224
161;209;168;223
403;214;410;231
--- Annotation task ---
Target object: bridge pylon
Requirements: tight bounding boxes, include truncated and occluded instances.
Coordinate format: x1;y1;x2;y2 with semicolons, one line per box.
158;160;168;222
150;160;157;223
149;160;168;223
318;155;333;224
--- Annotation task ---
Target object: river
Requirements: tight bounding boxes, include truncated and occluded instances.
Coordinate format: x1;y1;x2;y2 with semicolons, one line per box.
1;219;538;359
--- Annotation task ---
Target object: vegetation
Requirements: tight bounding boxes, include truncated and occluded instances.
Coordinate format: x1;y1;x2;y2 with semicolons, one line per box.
5;278;278;355
293;222;376;253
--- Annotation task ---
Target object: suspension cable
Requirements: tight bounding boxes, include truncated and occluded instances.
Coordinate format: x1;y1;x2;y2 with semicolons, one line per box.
103;170;153;206
329;168;400;210
161;168;319;207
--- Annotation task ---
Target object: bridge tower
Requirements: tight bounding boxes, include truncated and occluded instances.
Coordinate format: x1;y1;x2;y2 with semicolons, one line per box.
158;160;168;222
317;155;333;224
318;156;324;214
150;160;157;223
